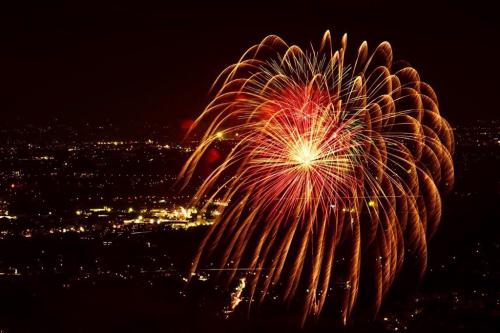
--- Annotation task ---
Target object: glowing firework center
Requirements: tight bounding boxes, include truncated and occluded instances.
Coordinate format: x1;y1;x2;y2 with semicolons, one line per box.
292;142;317;168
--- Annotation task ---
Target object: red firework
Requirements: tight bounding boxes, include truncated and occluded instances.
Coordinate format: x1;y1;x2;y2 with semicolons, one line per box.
179;31;454;325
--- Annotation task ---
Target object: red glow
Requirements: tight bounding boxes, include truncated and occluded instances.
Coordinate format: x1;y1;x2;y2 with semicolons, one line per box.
205;148;221;164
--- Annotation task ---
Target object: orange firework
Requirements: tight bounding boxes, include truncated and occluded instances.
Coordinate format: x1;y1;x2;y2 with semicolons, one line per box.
179;31;454;325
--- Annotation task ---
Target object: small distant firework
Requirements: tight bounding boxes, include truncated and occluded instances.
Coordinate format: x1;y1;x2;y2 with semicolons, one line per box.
180;31;454;325
223;277;247;319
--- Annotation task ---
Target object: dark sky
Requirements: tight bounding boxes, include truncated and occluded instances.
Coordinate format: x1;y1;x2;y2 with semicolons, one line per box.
0;1;498;125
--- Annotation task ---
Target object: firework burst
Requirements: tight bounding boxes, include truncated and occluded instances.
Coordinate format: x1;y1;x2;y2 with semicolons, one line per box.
179;31;454;325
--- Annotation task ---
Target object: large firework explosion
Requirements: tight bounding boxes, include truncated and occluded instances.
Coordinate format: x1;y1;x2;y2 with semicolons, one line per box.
179;31;454;325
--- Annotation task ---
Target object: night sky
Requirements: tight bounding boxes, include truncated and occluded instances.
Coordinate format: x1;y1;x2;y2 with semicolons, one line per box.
1;1;498;125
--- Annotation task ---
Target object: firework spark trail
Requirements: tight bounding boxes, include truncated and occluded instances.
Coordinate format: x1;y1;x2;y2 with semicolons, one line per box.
179;31;454;326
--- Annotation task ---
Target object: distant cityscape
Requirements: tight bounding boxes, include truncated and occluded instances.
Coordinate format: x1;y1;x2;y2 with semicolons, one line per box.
0;120;498;332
